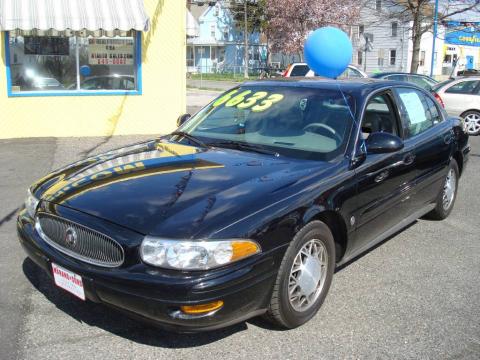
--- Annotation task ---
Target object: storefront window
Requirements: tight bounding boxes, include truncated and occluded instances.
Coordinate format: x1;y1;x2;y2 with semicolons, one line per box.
7;31;140;95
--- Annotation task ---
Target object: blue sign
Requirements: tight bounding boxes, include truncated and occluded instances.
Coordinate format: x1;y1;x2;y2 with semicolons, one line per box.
445;30;480;47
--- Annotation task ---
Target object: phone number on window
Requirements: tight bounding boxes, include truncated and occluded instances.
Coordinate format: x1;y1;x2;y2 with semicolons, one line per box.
93;58;133;65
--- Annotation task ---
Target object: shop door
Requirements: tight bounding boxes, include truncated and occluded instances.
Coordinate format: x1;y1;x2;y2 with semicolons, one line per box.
466;56;474;70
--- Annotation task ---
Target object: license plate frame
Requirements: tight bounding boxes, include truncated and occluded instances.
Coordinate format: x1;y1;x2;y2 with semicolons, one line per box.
51;263;86;301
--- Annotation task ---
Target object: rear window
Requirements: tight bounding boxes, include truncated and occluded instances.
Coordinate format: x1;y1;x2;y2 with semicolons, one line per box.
432;79;455;92
290;65;310;77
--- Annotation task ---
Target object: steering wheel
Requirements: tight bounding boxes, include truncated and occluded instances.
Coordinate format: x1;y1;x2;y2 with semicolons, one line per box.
303;123;343;144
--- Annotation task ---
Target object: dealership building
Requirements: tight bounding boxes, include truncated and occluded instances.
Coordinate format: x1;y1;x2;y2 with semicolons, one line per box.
0;0;186;139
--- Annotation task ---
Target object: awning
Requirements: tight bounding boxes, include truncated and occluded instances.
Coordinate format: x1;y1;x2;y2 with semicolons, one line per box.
0;0;150;33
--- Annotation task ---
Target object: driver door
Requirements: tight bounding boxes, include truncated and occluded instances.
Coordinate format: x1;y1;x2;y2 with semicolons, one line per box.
351;90;417;252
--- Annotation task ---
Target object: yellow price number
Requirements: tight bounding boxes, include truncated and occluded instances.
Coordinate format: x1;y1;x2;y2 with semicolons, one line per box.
212;90;285;112
251;94;285;112
237;91;269;109
212;89;239;108
225;90;252;107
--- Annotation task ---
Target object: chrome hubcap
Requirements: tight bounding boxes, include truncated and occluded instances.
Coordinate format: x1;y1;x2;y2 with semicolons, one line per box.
442;168;456;210
464;113;480;134
288;239;328;312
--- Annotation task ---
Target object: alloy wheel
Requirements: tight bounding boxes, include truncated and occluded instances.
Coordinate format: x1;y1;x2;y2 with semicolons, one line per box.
464;113;480;135
288;239;328;312
442;168;456;210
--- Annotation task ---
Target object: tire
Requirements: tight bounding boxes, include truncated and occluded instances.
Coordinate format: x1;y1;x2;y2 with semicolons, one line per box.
462;110;480;136
264;220;335;329
426;159;459;220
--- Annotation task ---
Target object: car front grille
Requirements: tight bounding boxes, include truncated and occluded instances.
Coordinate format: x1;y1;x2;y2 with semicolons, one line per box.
36;214;124;268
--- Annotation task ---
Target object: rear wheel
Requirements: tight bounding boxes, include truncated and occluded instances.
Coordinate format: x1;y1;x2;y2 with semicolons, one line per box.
264;221;335;329
426;159;459;220
462;110;480;136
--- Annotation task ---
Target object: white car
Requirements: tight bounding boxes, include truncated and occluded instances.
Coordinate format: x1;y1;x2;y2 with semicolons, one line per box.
433;77;480;136
282;63;368;79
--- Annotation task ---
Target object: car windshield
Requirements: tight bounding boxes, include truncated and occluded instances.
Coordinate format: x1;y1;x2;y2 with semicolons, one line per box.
179;86;356;161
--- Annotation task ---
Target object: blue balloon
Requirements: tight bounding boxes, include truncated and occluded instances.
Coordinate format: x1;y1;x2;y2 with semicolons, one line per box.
304;27;353;79
80;65;91;77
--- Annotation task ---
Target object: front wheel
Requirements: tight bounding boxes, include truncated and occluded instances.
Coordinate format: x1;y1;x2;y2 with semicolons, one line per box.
264;221;335;329
426;159;459;220
462;110;480;136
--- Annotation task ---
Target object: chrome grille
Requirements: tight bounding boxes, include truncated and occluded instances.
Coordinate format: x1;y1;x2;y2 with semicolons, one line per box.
36;214;124;268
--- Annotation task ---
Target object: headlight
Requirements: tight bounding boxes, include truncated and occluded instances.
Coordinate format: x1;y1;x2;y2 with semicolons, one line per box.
24;189;39;218
140;238;261;270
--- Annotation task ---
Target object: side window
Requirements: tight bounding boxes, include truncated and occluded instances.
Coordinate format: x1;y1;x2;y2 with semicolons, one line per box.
445;80;480;94
290;65;310;77
395;88;434;138
362;93;399;138
423;95;443;125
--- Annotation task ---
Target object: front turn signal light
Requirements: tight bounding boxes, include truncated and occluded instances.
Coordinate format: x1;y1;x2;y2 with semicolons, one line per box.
231;241;260;261
181;300;224;314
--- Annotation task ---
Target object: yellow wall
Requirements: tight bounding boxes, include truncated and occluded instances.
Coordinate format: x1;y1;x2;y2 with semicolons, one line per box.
0;0;185;139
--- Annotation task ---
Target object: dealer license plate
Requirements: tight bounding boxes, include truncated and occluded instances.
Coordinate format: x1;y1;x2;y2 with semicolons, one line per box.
51;263;85;301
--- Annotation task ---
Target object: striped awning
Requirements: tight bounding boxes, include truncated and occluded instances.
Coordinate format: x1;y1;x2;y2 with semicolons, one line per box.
0;0;150;33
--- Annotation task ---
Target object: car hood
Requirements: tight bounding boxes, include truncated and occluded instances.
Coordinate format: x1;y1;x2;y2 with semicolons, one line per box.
33;140;332;238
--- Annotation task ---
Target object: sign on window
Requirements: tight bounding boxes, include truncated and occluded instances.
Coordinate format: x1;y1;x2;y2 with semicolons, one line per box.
88;38;134;66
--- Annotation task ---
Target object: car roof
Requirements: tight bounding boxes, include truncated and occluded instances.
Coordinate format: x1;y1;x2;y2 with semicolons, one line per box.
241;77;415;92
371;72;429;78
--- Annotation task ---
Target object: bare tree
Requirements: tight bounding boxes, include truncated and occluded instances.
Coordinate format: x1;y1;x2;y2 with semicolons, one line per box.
375;0;480;73
265;0;361;61
228;0;268;78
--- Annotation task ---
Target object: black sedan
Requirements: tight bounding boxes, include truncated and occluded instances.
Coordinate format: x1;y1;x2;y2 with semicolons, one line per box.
17;78;469;332
371;72;438;91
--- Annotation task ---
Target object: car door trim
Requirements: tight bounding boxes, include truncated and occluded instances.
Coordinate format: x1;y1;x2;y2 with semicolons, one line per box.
338;202;436;266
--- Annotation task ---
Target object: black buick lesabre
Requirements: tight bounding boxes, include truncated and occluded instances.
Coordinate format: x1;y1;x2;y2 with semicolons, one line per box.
18;79;469;332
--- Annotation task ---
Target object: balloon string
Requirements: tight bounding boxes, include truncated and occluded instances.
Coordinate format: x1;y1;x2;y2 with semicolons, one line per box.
336;83;355;123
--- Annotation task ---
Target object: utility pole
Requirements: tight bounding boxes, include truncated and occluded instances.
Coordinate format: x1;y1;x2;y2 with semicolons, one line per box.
244;0;249;79
430;0;439;77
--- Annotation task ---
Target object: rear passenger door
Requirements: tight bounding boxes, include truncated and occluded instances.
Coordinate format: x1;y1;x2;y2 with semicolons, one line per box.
393;87;452;208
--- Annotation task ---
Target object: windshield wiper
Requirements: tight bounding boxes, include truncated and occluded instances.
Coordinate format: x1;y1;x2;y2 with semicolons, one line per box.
208;140;280;157
169;131;209;148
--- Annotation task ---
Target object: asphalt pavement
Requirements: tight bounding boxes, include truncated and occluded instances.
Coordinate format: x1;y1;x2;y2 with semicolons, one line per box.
0;130;479;359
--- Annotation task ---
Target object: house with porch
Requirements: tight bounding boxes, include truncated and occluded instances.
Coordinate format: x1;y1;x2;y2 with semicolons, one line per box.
186;1;267;74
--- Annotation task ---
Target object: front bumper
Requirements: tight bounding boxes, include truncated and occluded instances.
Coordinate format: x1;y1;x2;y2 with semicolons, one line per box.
17;211;282;332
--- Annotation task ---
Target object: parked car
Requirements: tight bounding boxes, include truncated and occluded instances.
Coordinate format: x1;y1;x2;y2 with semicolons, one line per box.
370;72;438;91
18;78;469;332
432;77;480;136
283;63;368;79
67;75;136;90
457;69;479;77
31;77;65;90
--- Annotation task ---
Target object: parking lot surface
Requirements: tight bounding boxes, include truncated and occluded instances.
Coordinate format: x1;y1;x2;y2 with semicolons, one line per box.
0;132;479;359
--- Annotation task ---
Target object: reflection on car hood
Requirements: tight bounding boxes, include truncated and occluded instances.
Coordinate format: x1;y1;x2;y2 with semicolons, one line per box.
33;140;331;237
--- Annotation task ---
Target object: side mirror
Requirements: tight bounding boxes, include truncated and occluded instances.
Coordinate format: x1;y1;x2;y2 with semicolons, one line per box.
366;132;404;154
177;113;191;127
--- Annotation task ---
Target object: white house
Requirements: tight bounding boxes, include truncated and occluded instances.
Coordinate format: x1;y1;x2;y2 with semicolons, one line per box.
351;0;410;74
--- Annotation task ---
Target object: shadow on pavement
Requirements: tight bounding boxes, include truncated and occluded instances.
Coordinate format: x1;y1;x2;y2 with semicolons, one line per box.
22;257;247;348
0;207;19;228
